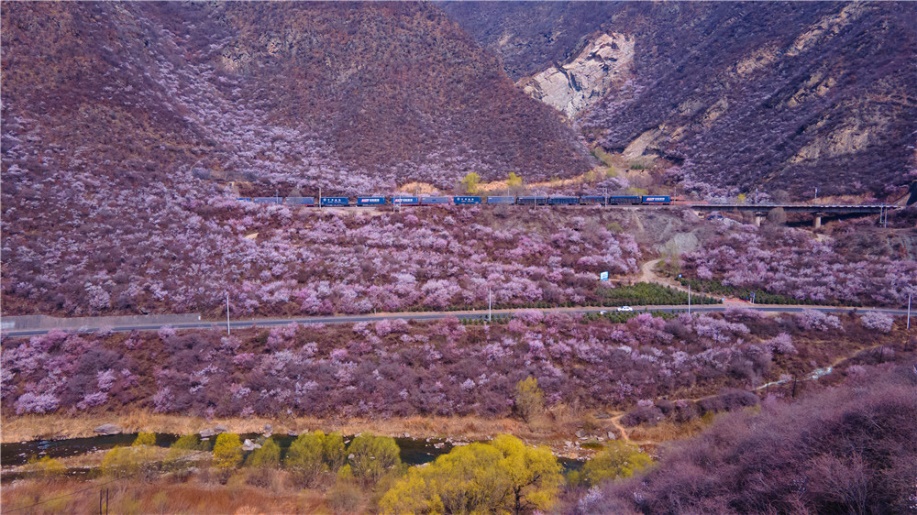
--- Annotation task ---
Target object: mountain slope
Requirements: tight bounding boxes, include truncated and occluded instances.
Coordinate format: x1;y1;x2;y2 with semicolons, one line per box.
442;2;917;198
1;2;592;195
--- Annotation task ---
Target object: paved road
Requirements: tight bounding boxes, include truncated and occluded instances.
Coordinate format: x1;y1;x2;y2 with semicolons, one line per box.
2;305;910;338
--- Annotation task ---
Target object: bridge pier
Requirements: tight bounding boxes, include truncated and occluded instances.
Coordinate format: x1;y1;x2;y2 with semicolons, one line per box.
813;215;822;229
754;215;763;227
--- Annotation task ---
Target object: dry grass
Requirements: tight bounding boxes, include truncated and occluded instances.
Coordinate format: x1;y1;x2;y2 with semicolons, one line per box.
0;477;334;515
2;411;582;445
627;417;715;447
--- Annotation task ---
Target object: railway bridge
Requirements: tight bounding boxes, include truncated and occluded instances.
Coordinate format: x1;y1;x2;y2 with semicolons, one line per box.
688;203;895;228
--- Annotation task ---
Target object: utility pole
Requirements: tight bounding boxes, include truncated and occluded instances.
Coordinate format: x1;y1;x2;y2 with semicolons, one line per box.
908;292;912;331
688;283;691;316
226;292;230;336
488;288;493;322
814;187;818;201
319;187;322;209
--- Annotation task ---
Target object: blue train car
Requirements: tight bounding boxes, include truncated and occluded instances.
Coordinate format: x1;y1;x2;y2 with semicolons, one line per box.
580;195;606;205
608;195;642;205
253;197;282;204
486;196;516;205
321;196;350;207
236;197;252;202
641;195;672;205
391;196;419;206
357;196;387;206
453;196;482;205
420;196;452;205
548;196;580;206
517;196;549;206
284;196;316;206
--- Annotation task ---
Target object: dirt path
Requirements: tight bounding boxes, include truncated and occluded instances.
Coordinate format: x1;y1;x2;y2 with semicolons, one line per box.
639;258;750;306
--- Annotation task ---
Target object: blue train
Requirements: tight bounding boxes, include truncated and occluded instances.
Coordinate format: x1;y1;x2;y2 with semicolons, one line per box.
238;195;672;207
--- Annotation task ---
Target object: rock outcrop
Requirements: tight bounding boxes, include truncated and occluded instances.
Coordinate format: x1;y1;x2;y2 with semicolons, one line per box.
520;33;634;119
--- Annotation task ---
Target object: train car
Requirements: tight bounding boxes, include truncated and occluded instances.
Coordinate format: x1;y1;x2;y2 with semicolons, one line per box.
356;196;386;206
641;195;672;205
548;196;580;206
420;196;452;206
453;196;482;205
608;195;642;205
284;196;316;206
236;197;252;202
486;196;516;205
580;195;606;205
253;197;282;204
321;196;350;207
517;196;549;206
391;196;420;206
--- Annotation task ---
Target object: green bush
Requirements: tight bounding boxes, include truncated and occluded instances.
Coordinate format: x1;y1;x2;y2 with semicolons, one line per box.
569;441;652;487
132;432;156;447
285;430;346;485
347;434;401;484
679;278;831;305
245;438;280;469
597;282;720;307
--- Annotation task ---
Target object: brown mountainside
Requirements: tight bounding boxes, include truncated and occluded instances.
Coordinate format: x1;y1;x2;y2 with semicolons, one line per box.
441;2;917;199
2;2;592;196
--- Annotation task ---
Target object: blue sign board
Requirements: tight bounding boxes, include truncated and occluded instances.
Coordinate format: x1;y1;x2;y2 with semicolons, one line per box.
600;271;609;282
357;196;387;206
321;197;350;207
453;196;482;205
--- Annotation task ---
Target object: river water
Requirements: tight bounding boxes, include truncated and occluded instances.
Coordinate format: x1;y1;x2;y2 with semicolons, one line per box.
2;433;581;481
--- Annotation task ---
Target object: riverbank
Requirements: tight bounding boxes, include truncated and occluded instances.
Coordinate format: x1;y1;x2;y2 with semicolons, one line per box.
2;409;638;459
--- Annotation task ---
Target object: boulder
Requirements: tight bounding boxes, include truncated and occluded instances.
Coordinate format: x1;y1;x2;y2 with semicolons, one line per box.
94;424;121;435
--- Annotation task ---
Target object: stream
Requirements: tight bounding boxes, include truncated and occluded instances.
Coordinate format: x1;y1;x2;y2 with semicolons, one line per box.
2;433;582;482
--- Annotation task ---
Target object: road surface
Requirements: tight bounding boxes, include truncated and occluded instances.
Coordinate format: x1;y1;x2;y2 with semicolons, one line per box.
2;305;910;338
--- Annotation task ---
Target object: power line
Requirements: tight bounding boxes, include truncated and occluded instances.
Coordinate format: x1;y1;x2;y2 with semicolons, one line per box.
5;478;119;513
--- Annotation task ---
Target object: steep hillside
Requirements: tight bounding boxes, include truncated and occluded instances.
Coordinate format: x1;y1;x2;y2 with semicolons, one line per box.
442;2;917;199
1;2;592;195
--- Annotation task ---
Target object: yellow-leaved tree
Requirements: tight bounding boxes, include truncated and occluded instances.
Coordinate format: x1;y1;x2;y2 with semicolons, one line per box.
460;172;481;194
379;434;562;514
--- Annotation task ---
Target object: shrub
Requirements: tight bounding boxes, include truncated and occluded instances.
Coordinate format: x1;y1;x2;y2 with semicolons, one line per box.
514;377;544;423
347;434;401;484
132;432;156;447
212;433;243;472
27;456;67;481
245;438;280;469
859;311;894;333
571;441;652;487
285;430;346;485
101;446;155;480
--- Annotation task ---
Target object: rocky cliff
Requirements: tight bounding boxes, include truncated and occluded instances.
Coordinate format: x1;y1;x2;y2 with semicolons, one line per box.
519;33;634;119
